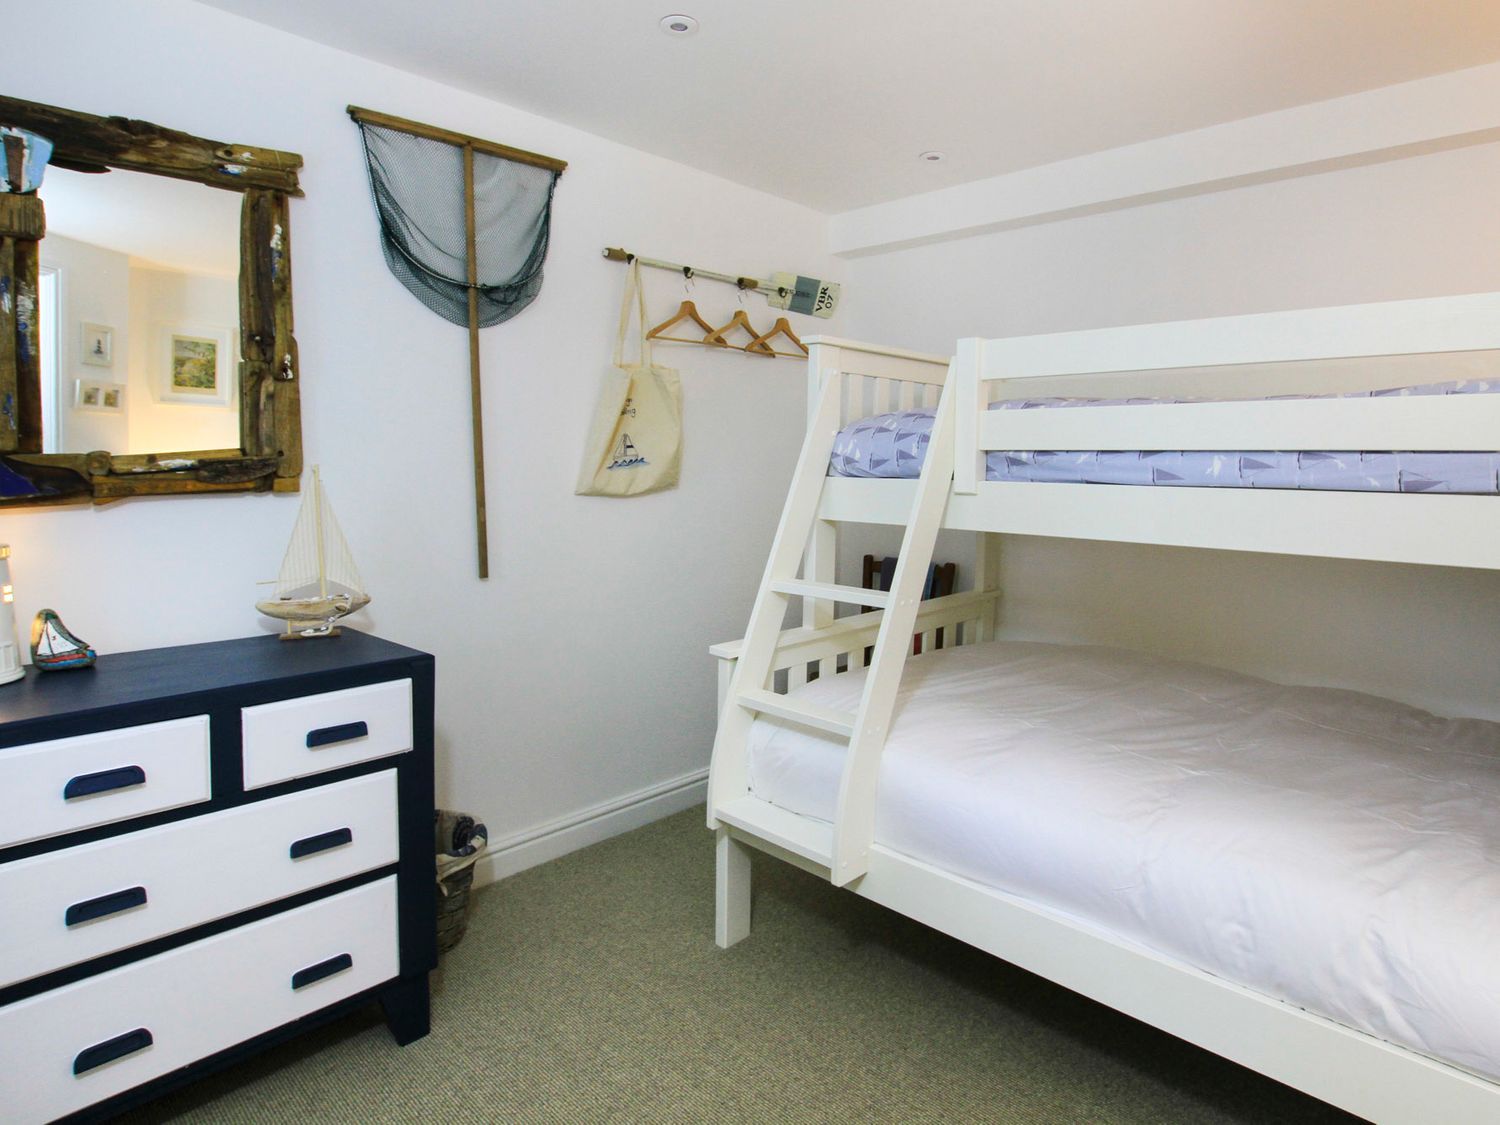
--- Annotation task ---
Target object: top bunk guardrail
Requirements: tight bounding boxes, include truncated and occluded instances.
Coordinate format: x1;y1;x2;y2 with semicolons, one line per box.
953;291;1500;493
811;293;1500;571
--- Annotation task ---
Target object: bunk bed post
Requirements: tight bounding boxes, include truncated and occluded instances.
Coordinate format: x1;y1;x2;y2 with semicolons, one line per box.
953;338;985;494
805;526;838;630
804;342;843;632
806;341;835;431
972;533;1001;642
716;651;736;714
715;828;752;948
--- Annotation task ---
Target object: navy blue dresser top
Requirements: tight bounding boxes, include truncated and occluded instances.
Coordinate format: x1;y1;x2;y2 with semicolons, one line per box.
0;630;430;746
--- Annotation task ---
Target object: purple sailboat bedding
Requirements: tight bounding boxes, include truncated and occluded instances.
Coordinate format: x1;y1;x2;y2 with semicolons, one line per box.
829;379;1500;493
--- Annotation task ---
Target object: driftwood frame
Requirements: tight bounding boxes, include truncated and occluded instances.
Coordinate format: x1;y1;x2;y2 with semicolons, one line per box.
0;94;303;507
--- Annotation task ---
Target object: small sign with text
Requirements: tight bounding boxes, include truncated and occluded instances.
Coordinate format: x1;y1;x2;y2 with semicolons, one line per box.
768;272;840;318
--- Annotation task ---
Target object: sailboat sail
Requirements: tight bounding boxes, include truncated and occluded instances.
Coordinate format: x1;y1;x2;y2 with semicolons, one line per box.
30;608;97;669
36;620;68;658
607;433;646;470
256;468;370;637
271;471;365;603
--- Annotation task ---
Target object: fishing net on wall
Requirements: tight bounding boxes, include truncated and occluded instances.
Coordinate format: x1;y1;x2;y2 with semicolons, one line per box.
354;120;559;328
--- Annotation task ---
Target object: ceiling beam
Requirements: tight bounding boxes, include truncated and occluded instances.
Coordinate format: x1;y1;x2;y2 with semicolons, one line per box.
829;62;1500;258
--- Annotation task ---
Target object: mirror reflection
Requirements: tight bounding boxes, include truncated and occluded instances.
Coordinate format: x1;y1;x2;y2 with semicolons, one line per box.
37;166;241;456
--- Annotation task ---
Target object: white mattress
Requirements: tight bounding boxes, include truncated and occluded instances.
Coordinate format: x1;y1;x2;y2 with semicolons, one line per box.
746;640;1500;1081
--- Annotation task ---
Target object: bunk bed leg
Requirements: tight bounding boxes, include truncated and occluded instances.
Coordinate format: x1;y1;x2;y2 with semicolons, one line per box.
715;828;752;948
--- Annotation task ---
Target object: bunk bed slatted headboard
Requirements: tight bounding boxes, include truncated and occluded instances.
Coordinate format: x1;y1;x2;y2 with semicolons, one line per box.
804;336;950;431
710;589;1000;707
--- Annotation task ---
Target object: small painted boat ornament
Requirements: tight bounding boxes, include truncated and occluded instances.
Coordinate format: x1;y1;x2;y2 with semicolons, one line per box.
256;466;370;640
30;608;96;671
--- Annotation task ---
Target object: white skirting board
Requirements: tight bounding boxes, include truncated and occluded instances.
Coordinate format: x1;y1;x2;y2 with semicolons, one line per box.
474;768;709;887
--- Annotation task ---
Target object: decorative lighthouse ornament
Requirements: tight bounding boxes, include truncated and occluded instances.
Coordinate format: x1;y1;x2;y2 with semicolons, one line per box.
0;546;22;684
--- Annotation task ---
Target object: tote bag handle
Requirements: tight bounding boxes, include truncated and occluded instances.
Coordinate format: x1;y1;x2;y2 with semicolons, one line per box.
613;258;652;369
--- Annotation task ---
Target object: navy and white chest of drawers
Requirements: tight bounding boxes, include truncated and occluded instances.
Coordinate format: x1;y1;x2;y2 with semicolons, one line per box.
0;631;436;1123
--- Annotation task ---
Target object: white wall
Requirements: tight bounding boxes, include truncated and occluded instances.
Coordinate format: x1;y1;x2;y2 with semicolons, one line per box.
39;233;129;453
6;0;843;875
843;140;1500;720
126;266;239;453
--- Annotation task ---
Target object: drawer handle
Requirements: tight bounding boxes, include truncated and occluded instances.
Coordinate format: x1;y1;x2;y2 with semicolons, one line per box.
74;1027;153;1076
66;886;148;927
291;952;353;991
306;721;368;749
289;826;354;860
63;765;147;801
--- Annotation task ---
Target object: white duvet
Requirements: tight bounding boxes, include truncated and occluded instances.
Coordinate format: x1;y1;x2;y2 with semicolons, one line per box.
746;640;1500;1081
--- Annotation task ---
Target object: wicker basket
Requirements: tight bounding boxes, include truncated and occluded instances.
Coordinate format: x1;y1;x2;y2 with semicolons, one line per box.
435;810;487;954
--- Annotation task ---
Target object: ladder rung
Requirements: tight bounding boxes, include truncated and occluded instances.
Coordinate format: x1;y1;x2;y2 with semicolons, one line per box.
715;796;833;868
737;689;855;738
770;579;889;609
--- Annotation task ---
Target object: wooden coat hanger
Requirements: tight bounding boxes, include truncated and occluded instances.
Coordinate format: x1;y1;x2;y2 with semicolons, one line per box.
747;316;809;359
705;308;775;356
647;299;716;344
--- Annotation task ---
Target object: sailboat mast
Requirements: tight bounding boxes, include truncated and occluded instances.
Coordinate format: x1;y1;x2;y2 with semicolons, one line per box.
313;466;328;600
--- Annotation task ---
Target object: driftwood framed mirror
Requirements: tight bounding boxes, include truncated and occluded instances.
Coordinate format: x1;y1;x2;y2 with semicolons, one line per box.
0;94;302;507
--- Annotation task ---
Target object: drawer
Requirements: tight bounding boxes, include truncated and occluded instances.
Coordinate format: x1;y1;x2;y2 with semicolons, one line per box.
242;679;412;789
0;876;398;1124
0;716;210;849
0;770;397;989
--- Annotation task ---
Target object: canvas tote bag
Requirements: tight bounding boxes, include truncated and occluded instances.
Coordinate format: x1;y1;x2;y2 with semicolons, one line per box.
575;260;683;497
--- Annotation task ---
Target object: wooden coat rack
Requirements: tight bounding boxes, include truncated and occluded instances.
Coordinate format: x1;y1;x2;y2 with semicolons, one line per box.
605;247;809;360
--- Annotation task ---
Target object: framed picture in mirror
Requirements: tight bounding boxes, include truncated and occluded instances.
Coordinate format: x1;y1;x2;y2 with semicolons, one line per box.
80;322;112;367
73;380;123;412
157;324;234;405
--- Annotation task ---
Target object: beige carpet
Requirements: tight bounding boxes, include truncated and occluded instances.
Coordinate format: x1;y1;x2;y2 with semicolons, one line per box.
124;807;1357;1123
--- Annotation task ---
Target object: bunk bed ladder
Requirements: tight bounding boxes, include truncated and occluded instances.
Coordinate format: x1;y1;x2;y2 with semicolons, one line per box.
708;369;957;887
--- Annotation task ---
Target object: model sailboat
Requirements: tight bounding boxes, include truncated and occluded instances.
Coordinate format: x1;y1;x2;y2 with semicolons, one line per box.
30;609;96;670
256;467;370;639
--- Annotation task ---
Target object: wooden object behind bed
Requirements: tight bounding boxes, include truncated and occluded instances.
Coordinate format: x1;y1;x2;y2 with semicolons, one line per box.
862;555;956;657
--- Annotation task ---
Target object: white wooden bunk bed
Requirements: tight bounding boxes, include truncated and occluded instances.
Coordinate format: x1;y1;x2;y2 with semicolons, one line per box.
707;292;1500;1124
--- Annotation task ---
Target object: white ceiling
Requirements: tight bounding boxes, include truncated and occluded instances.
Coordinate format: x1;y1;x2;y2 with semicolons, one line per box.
43;165;242;277
197;0;1500;213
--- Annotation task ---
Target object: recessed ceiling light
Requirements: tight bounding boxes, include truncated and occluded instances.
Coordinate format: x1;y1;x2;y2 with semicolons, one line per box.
919;150;945;163
659;14;699;35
